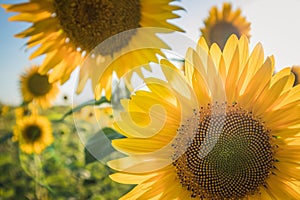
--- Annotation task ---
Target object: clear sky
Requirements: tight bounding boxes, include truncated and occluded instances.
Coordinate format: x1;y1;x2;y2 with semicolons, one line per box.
1;0;300;105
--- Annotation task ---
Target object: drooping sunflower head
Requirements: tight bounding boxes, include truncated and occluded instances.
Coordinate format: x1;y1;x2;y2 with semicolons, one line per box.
291;65;300;85
108;35;300;199
3;1;184;98
13;115;53;154
200;2;251;50
20;66;59;108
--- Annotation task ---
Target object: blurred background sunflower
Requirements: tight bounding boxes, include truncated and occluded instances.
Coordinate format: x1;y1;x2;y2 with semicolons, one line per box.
0;104;10;117
200;2;251;49
108;35;300;199
13;114;53;154
20;65;59;109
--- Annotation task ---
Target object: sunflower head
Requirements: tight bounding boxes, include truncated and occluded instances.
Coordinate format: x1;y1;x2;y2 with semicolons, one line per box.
3;1;184;99
108;35;300;199
20;66;59;108
53;0;141;55
172;103;275;198
0;105;10;117
200;2;251;49
13;115;53;154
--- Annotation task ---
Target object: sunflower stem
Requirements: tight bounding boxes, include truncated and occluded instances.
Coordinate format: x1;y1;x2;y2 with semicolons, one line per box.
52;96;110;123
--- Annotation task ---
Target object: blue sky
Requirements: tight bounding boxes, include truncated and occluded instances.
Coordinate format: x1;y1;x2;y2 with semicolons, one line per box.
1;0;300;105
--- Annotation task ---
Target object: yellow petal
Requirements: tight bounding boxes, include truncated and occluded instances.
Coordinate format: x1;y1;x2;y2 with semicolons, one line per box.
238;57;273;110
109;172;156;184
266;175;300;199
112;132;174;154
107;156;171;173
209;43;222;68
239;43;265;94
254;75;290;116
222;34;239;68
238;35;249;71
225;45;239;103
266;105;300;129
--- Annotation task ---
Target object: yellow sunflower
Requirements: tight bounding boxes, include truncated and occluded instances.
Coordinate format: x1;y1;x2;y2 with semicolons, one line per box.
13;115;53;154
15;107;30;120
108;35;300;199
20;66;59;108
15;103;38;120
200;2;251;50
3;0;183;98
0;105;10;117
291;65;300;86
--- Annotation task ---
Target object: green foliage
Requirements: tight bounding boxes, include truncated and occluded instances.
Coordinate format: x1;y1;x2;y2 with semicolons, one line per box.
0;105;133;200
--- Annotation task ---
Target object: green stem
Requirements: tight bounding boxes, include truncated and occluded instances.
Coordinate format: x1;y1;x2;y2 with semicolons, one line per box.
52;96;110;123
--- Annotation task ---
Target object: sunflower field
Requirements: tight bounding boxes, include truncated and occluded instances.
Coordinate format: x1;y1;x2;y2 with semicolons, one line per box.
0;104;133;199
1;0;300;199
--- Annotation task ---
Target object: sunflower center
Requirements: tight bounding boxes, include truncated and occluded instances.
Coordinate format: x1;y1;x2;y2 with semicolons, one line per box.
173;103;274;199
27;73;52;96
53;0;141;55
23;125;42;143
209;21;241;50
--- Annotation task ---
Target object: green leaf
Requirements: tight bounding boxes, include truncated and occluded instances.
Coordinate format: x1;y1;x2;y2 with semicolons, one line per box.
84;128;124;165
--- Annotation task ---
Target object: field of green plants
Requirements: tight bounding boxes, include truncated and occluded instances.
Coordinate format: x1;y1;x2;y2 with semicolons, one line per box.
0;104;133;199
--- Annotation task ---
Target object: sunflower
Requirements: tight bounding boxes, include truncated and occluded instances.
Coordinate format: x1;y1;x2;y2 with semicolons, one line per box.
108;35;300;199
15;107;30;120
20;66;59;108
2;0;183;98
13;115;53;154
0;105;9;117
200;2;251;50
291;65;300;86
15;103;38;120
